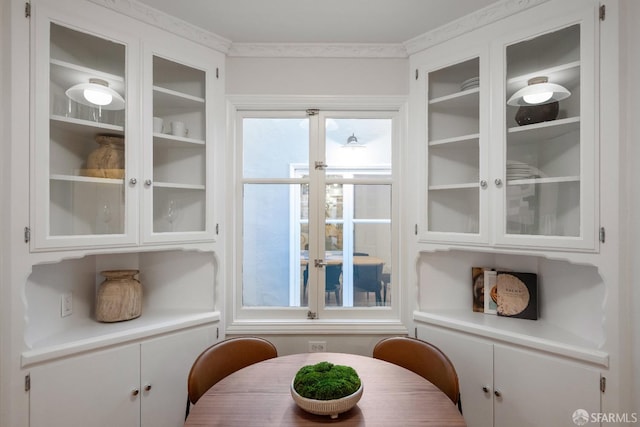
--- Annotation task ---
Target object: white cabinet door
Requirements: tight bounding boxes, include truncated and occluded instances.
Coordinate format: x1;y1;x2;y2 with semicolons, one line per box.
30;344;140;427
140;326;214;427
493;345;601;427
141;41;222;245
31;1;139;251
418;324;493;427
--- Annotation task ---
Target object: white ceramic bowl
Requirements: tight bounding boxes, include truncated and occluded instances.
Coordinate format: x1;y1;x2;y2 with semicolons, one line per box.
290;380;363;419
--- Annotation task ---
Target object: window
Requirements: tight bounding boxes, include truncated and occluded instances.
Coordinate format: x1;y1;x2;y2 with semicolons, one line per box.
231;99;403;328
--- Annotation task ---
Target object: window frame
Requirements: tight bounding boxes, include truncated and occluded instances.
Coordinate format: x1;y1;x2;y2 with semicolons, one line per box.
226;96;408;334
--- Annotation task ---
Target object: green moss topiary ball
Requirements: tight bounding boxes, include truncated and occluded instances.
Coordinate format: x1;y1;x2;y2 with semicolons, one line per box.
293;361;361;400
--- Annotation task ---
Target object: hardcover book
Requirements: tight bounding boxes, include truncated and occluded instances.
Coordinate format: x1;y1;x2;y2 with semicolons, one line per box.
496;271;538;320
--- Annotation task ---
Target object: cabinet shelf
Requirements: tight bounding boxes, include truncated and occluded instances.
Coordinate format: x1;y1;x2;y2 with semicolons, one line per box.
153;85;205;111
429;87;479;105
429;133;479;147
414;310;608;367
508;116;579;139
507;60;580;97
507;176;580;185
153;182;205;190
153;133;205;148
50;174;124;185
51;115;124;136
50;59;124;96
22;309;220;367
429;183;478;191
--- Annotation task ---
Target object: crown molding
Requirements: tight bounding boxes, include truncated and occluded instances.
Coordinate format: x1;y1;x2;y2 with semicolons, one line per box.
227;43;408;59
87;0;232;53
404;0;551;55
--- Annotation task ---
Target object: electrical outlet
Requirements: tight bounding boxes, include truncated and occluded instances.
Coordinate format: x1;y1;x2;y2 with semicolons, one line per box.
61;292;73;317
308;341;327;352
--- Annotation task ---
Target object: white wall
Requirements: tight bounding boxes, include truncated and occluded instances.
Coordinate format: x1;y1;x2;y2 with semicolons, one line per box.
226;57;408;96
621;0;640;414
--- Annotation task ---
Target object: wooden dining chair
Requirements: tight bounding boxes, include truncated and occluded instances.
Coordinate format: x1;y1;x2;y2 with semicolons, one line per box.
186;336;278;418
373;336;461;411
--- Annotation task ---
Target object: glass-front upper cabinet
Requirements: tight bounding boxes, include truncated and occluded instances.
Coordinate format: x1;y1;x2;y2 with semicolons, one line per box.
424;53;490;244
32;4;138;250
142;44;218;244
495;16;597;250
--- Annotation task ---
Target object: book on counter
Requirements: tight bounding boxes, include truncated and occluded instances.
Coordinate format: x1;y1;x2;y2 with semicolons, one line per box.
472;267;538;320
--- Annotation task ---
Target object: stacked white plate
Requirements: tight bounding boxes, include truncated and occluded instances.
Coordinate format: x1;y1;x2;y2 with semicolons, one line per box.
460;76;479;91
506;160;543;181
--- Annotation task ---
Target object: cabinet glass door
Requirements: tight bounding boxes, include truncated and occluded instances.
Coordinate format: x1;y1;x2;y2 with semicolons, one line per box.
150;56;207;235
41;21;129;246
426;57;484;238
503;24;582;239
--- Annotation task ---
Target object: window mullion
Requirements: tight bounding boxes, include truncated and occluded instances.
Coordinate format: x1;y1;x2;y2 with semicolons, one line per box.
307;112;324;313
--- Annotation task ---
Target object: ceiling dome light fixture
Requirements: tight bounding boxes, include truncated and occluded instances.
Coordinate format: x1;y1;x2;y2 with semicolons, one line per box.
66;78;125;110
507;76;571;106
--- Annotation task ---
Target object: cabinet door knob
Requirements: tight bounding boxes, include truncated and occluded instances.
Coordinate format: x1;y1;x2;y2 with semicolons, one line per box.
482;386;490;394
129;178;137;185
494;178;503;187
480;180;488;189
494;389;502;398
144;384;152;391
131;388;140;396
144;179;152;186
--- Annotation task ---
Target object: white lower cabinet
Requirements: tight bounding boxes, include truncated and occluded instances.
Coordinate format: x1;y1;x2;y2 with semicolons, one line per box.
418;324;601;427
29;325;215;427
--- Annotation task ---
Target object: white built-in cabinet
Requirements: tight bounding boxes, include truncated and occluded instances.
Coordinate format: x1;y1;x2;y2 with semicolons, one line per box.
31;0;220;251
417;324;601;427
22;2;223;426
420;4;597;251
30;325;216;427
410;1;610;425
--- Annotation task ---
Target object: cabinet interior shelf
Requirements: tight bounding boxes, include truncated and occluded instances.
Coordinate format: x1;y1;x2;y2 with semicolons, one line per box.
22;310;220;367
429;183;478;191
153;85;205;109
153;133;205;147
507;60;580;95
414;310;608;367
429;87;479;105
50;174;123;185
153;182;205;190
429;133;479;147
50;59;124;95
508;116;579;135
51;115;124;136
507;176;580;185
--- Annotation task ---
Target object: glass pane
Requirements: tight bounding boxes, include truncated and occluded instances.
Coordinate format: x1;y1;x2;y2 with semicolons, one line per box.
426;57;480;235
49;23;126;236
354;184;391;220
152;57;207;233
353;223;390;307
505;24;581;237
243;118;309;178
325;118;392;168
506;182;579;236
243;184;306;307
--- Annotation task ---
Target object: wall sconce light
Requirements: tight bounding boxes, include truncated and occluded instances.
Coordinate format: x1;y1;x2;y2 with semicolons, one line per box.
66;78;125;110
507;76;570;106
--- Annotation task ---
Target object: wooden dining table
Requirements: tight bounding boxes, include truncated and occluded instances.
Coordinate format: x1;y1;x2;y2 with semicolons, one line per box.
184;352;467;427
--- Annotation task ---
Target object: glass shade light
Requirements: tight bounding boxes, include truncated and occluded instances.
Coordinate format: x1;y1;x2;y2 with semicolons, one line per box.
507;76;570;106
342;133;365;149
66;78;125;110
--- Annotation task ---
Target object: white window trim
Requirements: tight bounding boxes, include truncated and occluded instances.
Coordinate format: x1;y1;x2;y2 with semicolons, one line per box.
225;95;408;335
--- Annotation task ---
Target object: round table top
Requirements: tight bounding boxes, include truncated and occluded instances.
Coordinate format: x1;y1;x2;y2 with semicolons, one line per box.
184;352;466;427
